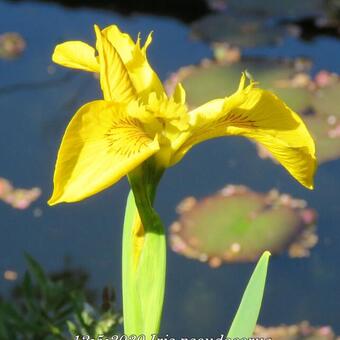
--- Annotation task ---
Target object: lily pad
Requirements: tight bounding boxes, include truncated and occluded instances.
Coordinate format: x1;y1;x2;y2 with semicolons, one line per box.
254;321;338;339
306;114;340;164
257;113;340;165
307;75;340;163
191;14;285;47
311;74;340;119
255;71;340;164
169;185;317;267
167;58;340;164
166;57;312;112
207;0;324;19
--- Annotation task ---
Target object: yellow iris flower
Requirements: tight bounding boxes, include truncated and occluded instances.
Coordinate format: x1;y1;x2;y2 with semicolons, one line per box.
48;24;316;205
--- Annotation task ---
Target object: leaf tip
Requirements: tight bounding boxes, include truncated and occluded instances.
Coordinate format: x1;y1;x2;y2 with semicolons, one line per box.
263;250;271;257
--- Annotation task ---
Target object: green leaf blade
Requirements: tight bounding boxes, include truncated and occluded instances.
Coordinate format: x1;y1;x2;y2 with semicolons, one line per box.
227;251;271;338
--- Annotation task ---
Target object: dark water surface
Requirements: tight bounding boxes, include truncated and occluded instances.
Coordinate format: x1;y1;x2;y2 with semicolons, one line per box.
1;0;340;335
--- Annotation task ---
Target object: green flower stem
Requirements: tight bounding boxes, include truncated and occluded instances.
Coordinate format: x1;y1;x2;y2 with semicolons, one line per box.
123;162;165;338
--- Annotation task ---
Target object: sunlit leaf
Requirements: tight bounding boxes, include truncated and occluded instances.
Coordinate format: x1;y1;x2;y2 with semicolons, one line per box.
227;251;271;338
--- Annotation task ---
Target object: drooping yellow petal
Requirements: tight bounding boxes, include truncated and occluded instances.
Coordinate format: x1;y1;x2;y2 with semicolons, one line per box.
101;25;164;99
226;89;316;189
175;78;316;189
94;25;136;102
48;100;159;205
52;41;100;72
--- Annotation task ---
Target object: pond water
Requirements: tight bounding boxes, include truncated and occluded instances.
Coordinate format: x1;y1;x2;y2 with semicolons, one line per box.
0;0;340;335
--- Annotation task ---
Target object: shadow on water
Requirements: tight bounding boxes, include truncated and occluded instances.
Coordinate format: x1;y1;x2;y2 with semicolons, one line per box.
7;0;211;23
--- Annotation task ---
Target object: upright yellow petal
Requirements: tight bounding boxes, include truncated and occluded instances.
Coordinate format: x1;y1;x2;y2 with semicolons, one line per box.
101;25;164;99
52;41;100;72
174;78;316;189
94;25;136;102
173;82;186;104
102;25;135;62
48;100;159;205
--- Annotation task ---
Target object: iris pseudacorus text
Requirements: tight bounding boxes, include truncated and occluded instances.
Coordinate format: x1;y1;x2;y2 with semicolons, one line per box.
48;24;316;205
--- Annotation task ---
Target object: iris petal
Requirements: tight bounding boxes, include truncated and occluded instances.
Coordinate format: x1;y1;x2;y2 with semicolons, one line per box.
48;100;159;205
52;41;100;72
102;25;164;99
94;25;136;102
174;77;316;189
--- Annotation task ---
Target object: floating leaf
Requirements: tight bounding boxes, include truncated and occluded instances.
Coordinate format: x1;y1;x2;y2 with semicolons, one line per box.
168;58;340;165
304;115;340;164
170;185;317;266
166;57;312;112
311;74;340;119
257;108;340;164
207;0;324;19
191;14;285;47
254;321;338;339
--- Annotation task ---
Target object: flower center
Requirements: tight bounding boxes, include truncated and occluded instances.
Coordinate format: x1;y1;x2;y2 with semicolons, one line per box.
128;92;189;140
